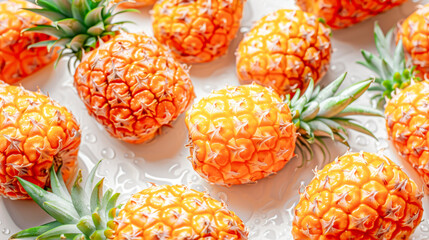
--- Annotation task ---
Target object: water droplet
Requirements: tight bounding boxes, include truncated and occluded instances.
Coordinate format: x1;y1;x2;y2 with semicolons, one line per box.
0;220;2;225
217;192;228;202
124;151;135;159
101;147;116;159
364;120;378;132
203;84;215;93
240;26;251;33
191;175;199;182
133;159;140;165
254;219;260;225
2;228;10;235
356;136;368;146
330;62;345;74
85;133;97;143
421;223;429;232
263;229;276;239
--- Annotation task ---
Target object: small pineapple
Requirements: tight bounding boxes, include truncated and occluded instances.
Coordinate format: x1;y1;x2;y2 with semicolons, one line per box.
398;4;429;78
0;0;57;83
297;0;408;29
26;0;195;144
0;82;80;200
293;152;424;239
185;74;382;185
10;163;248;240
236;9;331;97
360;24;429;187
152;0;245;64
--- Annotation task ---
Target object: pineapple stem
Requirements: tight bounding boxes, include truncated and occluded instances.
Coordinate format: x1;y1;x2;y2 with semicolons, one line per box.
288;74;384;164
357;23;420;107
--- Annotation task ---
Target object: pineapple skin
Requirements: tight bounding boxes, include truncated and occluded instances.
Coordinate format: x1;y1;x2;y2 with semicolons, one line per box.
74;32;195;144
293;152;424;240
385;81;429;188
185;84;297;186
236;9;331;97
152;0;245;64
112;0;156;8
297;0;408;29
0;0;57;84
399;4;429;78
111;185;248;239
0;82;81;200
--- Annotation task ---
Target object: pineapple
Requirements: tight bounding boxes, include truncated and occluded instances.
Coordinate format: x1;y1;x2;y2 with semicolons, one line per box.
359;24;429;188
0;82;80;200
0;0;57;84
25;0;195;144
152;0;245;64
398;4;429;78
10;163;248;240
292;152;424;239
236;9;331;97
297;0;408;29
185;74;383;185
112;0;156;8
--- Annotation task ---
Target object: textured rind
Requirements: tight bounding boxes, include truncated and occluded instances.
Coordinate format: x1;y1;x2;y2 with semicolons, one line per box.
399;4;429;78
297;0;408;29
236;9;331;97
152;0;245;64
74;32;195;144
185;84;297;185
112;0;156;8
292;152;424;240
112;185;248;239
0;0;57;84
385;81;429;188
0;82;81;200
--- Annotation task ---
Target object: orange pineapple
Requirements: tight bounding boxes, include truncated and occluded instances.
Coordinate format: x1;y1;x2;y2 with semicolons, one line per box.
0;82;80;200
398;4;429;78
360;24;429;187
293;152;424;239
152;0;245;64
112;0;156;8
236;9;331;97
297;0;408;29
185;75;382;185
0;0;57;84
26;0;195;144
11;163;248;239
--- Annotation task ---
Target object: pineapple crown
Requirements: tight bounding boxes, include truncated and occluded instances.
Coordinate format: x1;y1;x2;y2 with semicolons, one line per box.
287;73;383;165
10;161;119;240
23;0;136;68
358;23;420;109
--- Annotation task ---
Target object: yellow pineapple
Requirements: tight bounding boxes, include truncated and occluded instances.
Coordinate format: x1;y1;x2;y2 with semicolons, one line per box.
360;24;429;188
297;0;408;29
398;3;429;78
236;9;331;97
11;163;248;240
0;0;57;83
293;152;424;239
0;82;80;200
185;75;382;185
152;0;245;64
26;0;195;144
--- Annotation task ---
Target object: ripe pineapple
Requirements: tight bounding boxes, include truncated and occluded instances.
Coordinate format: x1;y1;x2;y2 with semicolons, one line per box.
297;0;408;29
112;0;156;8
185;75;383;185
0;0;57;84
0;82;80;200
26;0;195;144
152;0;245;64
360;24;429;188
398;4;429;78
236;9;332;97
292;152;424;239
11;163;248;240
